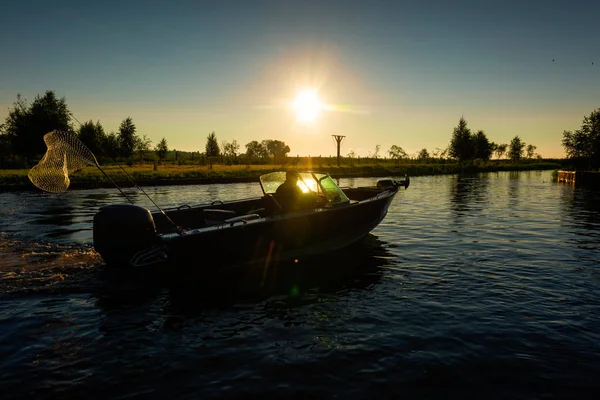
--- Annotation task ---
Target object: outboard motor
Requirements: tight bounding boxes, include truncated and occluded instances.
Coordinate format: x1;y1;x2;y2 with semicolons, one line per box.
377;175;410;191
93;204;157;267
376;179;396;190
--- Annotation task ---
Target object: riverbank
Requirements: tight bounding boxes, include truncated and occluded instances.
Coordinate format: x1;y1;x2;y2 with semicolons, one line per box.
0;161;561;192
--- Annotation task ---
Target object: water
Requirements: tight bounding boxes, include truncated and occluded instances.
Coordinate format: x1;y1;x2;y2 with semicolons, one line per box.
1;170;600;399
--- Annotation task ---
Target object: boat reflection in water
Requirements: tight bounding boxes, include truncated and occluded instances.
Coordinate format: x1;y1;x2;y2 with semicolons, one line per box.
96;233;398;316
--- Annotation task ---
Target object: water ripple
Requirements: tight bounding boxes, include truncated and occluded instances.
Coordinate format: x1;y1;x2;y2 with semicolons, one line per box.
2;171;600;398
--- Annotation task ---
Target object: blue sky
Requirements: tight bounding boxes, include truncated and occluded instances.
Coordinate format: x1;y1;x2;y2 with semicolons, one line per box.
1;0;598;158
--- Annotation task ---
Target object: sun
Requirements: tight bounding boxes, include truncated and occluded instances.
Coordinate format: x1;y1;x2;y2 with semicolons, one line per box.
292;90;323;122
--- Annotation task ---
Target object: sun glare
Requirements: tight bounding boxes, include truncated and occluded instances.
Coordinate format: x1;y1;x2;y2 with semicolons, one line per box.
292;90;323;122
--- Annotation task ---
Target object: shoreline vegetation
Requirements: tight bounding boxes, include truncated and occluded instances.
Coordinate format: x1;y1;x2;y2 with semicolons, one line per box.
2;92;597;195
1;160;562;192
4;91;591;195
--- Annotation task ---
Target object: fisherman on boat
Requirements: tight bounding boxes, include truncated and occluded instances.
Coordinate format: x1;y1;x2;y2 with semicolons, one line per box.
276;170;322;212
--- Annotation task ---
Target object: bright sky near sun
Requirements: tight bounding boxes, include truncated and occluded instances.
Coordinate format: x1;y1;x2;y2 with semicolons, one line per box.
1;0;598;158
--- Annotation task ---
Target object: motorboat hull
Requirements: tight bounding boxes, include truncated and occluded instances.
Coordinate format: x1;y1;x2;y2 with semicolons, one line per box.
93;172;408;270
161;189;396;271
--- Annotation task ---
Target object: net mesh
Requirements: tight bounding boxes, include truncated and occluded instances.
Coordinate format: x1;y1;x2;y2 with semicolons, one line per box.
28;130;98;193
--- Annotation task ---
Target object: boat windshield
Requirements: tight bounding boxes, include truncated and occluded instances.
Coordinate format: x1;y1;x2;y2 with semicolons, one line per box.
313;173;350;205
259;171;349;206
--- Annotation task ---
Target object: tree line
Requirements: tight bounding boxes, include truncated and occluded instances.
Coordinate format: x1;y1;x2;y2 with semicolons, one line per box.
0;91;152;167
2;90;597;170
561;108;600;170
447;116;536;162
204;131;291;165
0;91;292;168
377;117;538;165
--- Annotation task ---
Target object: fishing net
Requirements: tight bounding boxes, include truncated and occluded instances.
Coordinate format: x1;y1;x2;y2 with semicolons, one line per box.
28;129;182;233
28;130;98;193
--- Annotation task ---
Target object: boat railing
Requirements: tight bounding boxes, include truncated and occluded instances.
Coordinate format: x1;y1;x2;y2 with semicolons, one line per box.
224;214;261;226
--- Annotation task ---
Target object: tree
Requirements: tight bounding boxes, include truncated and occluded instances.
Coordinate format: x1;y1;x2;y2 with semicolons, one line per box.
78;120;106;157
526;144;537;159
2;91;72;161
495;143;508;160
245;140;267;159
417;148;430;161
155;138;168;163
508;136;525;162
473;130;493;160
562;109;600;169
449;117;474;161
262;139;290;163
370;144;381;159
388;145;407;165
135;134;152;160
230;139;239;159
102;132;120;159
222;139;240;161
205;131;220;157
0;133;12;168
118;117;137;159
432;147;448;160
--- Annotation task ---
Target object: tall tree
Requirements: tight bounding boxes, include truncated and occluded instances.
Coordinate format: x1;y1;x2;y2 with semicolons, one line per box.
118;117;137;159
2;91;72;161
449;117;474;161
155;137;168;163
473;130;493;160
78;120;106;157
205;131;220;157
508;136;525;162
562;109;600;169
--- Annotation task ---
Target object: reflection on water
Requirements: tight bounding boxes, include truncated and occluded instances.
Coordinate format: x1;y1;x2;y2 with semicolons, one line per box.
507;170;521;212
91;234;394;336
3;171;600;398
559;186;600;254
0;233;102;295
449;174;490;221
563;187;600;228
168;234;392;309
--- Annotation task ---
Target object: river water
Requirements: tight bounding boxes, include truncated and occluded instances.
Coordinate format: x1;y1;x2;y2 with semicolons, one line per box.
1;170;599;399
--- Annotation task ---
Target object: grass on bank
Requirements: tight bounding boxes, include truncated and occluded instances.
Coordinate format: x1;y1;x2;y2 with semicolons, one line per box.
0;159;562;188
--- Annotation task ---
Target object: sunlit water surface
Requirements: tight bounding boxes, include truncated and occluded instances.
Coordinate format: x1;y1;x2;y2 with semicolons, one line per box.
1;171;600;399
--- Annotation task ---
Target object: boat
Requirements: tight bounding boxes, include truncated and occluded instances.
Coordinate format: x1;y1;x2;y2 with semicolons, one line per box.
92;171;409;270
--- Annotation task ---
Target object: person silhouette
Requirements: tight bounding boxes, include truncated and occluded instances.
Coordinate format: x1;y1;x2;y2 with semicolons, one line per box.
275;170;328;212
275;170;304;212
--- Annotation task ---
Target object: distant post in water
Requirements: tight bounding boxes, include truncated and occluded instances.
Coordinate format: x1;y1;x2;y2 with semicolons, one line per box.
332;135;346;167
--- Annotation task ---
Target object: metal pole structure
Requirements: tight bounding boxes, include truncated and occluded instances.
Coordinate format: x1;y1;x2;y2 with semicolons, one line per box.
332;135;346;167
